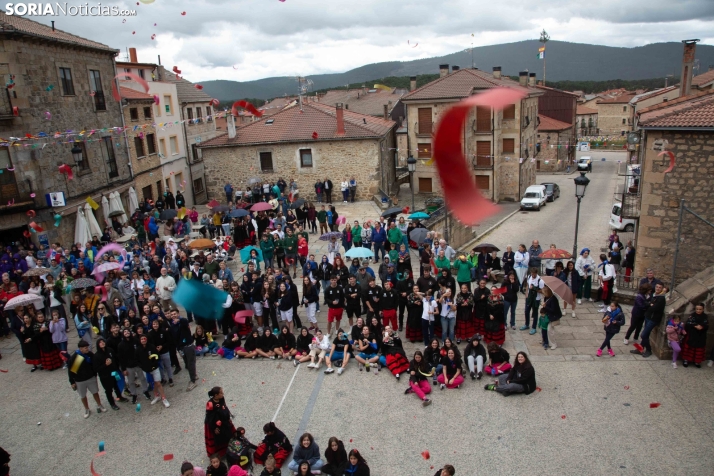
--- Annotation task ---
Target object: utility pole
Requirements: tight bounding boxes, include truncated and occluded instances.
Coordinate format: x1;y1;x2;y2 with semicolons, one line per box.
539;29;550;86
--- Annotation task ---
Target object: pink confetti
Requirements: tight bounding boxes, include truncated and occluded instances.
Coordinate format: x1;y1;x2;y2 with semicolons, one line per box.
30;193;35;198
111;72;150;102
211;99;220;106
194;84;203;90
132;31;135;35
122;19;126;23
231;100;263;118
312;131;318;139
153;95;160;105
658;150;675;174
624;386;630;390
7;167;15;172
154;23;157;26
561;415;566;419
181;11;186;15
163;454;174;461
421;450;430;460
44;111;51;120
151;34;156;40
0;369;8;373
650;403;661;408
349;439;353;442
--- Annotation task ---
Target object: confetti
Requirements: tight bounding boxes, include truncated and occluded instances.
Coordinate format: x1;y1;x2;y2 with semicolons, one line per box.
122;19;126;23
26;210;36;218
98;441;105;452
7;167;14;171
370;447;374;450
312;131;318;139
132;31;135;35
194;84;203;90
12;106;18;116
90;91;96;96
90;451;106;476
261;382;265;384
561;415;566;419
233;65;239;70
231;100;263;118
181;11;186;15
433;88;525;226
624;386;630;390
408;40;418;48
633;343;643;352
184;429;188;433
58;164;74;180
173;66;182;74
658;150;675;174
211;98;220;106
45;85;54;91
44;111;51;120
153;95;160;105
163;454;174;461
430;466;434;470
111;72;149;102
349;439;353;442
151;34;156;40
421;450;430;460
154;23;157;26
535;387;542;392
649;403;661;408
136;404;141;412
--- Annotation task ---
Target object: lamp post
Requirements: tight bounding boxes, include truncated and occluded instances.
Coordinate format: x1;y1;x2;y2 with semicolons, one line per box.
70;144;83;166
407;156;417;212
572;171;590;259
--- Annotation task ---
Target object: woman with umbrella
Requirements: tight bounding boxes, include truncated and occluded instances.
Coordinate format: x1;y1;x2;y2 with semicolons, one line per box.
562;261;581;318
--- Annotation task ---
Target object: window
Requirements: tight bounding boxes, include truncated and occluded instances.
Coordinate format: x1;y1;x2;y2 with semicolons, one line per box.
622;118;626;125
476;106;491;132
59;67;75;95
129;108;139;121
623;106;627;112
260;152;274;172
164;95;172;114
0;147;19;203
89;70;106;111
134;136;145;157
143;106;152;119
503;104;516;120
299;149;313;167
186;108;193;120
159;138;167;157
193;177;204;194
146;133;156;155
76;142;89;171
138;68;145;80
101;137;118;178
174;172;183;191
475;175;489;190
196;107;203;122
156;180;163;195
417;143;431;159
141;185;153;201
169;136;178;155
418;108;432;135
418;177;432;193
475;141;491;167
502;138;515;154
191;144;202;162
206;107;213;121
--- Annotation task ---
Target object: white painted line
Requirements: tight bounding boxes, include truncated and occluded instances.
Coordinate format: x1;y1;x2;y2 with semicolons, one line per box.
272;365;299;422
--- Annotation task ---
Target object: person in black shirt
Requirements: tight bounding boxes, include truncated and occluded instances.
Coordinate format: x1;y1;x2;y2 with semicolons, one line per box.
325;276;345;336
364;280;382;321
396;274;414;332
136;335;170;407
354;325;380;371
417;268;438;294
276;325;296;360
380;281;398;330
324;329;352;375
257;327;278;359
344;276;362;327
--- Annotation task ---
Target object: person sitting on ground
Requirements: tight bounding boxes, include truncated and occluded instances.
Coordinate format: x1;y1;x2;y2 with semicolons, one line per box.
234;329;258;359
324;328;352;375
378;325;410;380
354;324;380;371
321;437;348;476
438;348;464;390
217;326;243;360
306;329;330;370
344;449;370;476
205;454;228;476
259;454;281;476
287;432;323;473
275;325;296;360
484;351;537;396
256;327;278;359
434;465;456;476
253;422;293;469
463;334;488;380
405;349;433;407
423;337;442;385
294;326;314;367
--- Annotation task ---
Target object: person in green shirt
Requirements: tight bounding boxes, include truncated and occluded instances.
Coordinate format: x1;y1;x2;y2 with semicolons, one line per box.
351;220;362;247
273;235;285;270
386;222;403;249
317;205;328;235
296;225;309;244
283;229;299;277
467;250;479;283
260;234;275;269
388;242;399;264
434;249;451;273
452;254;474;291
271;183;281;199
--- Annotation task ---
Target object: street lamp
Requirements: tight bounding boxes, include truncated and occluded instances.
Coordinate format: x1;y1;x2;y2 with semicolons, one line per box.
572;171;590;259
407;156;417;211
71;145;83;166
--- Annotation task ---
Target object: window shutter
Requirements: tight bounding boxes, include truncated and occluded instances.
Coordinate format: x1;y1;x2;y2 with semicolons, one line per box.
476;106;491;131
475;141;491;167
418;108;432;134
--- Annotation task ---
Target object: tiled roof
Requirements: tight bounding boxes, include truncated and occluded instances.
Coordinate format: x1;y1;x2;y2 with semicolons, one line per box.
576;105;598;115
535;85;580;97
199;102;395;148
159;67;213;103
597;94;636;104
639;91;714;129
629;86;679;104
320;88;406;117
692;69;714;88
119;87;154;101
258;97;297;116
402;69;539;101
537;114;572;132
0;11;116;52
637;89;714;116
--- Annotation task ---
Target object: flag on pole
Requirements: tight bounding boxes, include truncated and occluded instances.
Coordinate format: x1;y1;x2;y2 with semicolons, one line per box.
538;46;545;52
537;52;544;59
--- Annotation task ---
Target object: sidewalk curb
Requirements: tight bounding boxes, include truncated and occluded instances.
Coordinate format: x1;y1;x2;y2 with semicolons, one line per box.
459;208;521;252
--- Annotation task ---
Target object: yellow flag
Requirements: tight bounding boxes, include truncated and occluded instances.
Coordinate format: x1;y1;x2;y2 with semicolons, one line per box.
373;84;392;92
86;196;99;210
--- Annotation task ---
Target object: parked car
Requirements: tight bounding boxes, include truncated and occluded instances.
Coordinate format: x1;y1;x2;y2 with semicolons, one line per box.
540;183;560;202
520;185;547;211
609;202;636;232
577;141;590;151
577;157;592;172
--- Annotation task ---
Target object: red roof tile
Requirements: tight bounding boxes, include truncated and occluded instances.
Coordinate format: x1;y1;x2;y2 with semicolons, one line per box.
119;86;154;101
639;91;714;129
199;102;395;148
692;69;714;88
320;88;406;117
576;105;598;115
0;11;116;52
597;94;636;104
537;114;572;132
402;69;539;101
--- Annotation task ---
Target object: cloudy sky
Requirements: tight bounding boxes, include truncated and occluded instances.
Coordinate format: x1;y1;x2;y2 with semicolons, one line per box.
21;0;714;82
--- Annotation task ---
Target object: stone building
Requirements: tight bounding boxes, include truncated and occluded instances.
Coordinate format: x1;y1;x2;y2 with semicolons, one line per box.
596;95;636;135
400;65;542;201
536;115;574;172
576;105;598;136
0;12;132;246
198;101;396;202
320;87;406;120
634;90;714;286
629;86;680;129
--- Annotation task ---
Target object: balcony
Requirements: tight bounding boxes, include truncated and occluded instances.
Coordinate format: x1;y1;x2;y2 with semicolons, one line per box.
0;88;15;120
614;162;641;218
415;121;433;137
472;156;493;169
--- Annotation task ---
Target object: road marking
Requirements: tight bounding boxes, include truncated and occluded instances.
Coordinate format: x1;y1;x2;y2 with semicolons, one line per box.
292;371;326;445
271;365;300;422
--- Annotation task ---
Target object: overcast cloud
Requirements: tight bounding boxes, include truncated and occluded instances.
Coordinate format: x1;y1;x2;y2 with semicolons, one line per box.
21;0;714;82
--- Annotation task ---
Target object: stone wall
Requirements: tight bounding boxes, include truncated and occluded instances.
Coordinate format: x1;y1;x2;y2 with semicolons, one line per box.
597;103;631;135
124;98;161;203
536;128;573;172
201;137;387;203
635;131;714;286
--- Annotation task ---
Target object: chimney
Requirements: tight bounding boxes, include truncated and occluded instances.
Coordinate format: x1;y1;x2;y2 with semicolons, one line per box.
383;104;389;120
227;114;236;139
129;47;138;63
519;71;528;87
528;73;536;87
680;39;699;97
492;66;501;80
410;76;417;91
439;64;449;78
452;65;460;72
336;103;345;136
51;21;55;31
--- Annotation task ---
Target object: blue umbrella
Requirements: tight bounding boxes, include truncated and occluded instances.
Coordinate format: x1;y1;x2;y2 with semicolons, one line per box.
408;212;430;219
239;246;263;263
345;247;373;259
229;208;250;218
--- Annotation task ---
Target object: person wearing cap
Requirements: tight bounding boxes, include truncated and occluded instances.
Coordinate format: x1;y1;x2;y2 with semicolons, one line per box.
155;267;177;312
463;334;487;380
67;339;108;418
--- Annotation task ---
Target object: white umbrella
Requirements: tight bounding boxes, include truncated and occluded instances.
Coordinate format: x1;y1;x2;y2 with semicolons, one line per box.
101;195;110;226
128;186;140;214
84;203;103;238
109;191;127;224
74;206;93;246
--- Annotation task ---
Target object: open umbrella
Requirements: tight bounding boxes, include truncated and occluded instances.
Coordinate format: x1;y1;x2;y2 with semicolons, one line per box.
101;195;111;226
250;202;272;212
160;209;178;221
173;278;228;320
409;228;429;244
24;267;51;277
229;208;250;218
541;276;575;306
74;207;93;249
289;198;306;209
381;207;403;217
539;249;572;260
212;205;230;213
128;187;140;214
71;278;99;289
345;247;373;259
91;262;123;276
188;238;217;250
84;203;103;238
4;293;43;310
408;212;430;220
115;234;133;243
472;243;500;253
239;246;263;263
207;199;220;209
319;231;343;241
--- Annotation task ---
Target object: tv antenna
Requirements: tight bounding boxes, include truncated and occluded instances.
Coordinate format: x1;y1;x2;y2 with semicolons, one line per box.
296;76;314;109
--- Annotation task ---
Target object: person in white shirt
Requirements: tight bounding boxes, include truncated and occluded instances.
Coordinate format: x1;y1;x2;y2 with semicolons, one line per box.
155;267;177;311
421;289;438;346
514;244;530;292
25;252;37;269
543;243;558;276
597;253;616;312
520;268;544;334
340;179;349;203
575;248;595;304
307;329;331;370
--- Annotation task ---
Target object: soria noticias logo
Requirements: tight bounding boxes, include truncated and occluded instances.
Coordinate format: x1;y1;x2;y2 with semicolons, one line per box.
5;3;137;16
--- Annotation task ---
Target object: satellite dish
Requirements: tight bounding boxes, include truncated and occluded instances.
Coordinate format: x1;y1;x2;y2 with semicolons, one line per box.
627;133;640;144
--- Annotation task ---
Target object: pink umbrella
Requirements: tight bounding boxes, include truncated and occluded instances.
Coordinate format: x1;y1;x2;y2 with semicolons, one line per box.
91;262;122;275
336;216;346;225
233;310;254;324
250;202;272;212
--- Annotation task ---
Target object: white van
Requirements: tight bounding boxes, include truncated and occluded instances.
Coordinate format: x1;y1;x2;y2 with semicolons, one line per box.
520;185;547;211
609;202;636;232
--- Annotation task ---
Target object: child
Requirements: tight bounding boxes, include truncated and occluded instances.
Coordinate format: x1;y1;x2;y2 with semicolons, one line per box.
388;242;399;264
597;301;625;357
48;309;68;368
666;315;685;369
226;427;257;470
537;307;550;350
259;455;281;476
195;325;219;357
205;454;228;476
